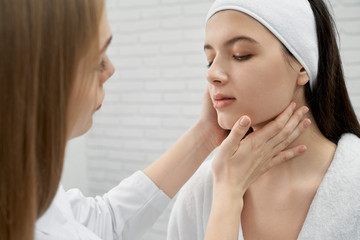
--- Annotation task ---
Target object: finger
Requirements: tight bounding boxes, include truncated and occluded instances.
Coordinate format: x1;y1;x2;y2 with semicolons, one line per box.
200;86;217;123
201;87;213;111
220;116;251;155
267;145;307;171
272;118;311;155
268;106;309;147
204;86;211;103
256;102;296;142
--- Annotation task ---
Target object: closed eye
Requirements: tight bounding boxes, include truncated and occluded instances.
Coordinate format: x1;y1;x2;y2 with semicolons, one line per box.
207;55;251;68
233;55;252;61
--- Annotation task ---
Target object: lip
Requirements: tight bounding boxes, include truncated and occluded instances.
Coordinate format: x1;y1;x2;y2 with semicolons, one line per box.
212;94;236;109
95;104;102;111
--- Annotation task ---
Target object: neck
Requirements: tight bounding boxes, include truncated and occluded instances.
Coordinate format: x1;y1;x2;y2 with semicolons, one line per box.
254;108;337;186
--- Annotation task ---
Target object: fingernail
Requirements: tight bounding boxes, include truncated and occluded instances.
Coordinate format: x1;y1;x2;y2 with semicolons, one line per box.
239;116;250;127
291;102;296;110
302;106;309;114
299;145;307;153
303;119;311;128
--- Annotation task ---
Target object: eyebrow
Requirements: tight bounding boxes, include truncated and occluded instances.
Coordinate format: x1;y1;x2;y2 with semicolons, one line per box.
100;35;113;53
204;35;259;50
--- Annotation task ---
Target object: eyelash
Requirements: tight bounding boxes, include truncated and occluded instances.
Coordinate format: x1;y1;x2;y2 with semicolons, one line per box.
207;54;252;68
233;54;252;61
99;59;106;72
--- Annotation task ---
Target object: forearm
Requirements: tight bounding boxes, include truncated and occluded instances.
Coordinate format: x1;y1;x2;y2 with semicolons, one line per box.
205;186;244;240
143;121;215;198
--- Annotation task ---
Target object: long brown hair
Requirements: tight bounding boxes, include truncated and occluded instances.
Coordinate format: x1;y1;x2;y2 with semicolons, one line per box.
284;0;360;143
306;0;360;143
0;0;104;239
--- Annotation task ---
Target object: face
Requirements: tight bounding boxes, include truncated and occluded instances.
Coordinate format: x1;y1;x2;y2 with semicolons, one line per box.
205;10;308;130
67;9;115;139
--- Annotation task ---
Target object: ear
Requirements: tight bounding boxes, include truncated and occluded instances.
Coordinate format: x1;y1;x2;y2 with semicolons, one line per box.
297;67;310;86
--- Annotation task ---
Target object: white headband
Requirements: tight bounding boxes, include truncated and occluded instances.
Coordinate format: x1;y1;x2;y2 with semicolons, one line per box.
206;0;319;90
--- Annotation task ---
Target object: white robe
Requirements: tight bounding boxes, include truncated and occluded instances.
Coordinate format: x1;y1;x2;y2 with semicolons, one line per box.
167;134;360;240
36;171;171;240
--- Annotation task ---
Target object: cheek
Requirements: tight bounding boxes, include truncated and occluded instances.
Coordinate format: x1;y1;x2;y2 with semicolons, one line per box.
84;86;98;116
72;85;98;135
98;72;108;85
231;56;297;125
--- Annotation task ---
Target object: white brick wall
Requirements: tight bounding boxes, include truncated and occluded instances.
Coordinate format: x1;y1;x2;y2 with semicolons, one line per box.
332;0;360;114
80;0;360;239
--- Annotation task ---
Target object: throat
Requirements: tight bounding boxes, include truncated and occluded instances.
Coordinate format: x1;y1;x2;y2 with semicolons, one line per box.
261;120;336;183
240;123;337;240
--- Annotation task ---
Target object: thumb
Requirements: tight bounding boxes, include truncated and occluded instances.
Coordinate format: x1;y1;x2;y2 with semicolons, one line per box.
220;116;251;155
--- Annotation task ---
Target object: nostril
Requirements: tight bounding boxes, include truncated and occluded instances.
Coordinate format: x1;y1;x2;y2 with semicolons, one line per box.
213;79;222;84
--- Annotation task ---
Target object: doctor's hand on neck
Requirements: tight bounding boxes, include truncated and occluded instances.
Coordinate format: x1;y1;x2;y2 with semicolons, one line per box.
205;102;311;240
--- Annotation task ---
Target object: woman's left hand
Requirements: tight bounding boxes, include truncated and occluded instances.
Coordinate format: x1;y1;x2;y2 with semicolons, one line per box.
197;86;230;151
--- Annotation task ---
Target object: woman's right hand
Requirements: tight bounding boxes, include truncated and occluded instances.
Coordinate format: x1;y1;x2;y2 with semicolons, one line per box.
212;102;310;196
205;102;311;240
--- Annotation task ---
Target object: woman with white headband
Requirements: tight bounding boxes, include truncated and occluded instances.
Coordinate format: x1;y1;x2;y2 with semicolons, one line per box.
168;0;360;239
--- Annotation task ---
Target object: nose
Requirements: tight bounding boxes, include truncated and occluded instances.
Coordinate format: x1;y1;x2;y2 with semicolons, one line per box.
100;55;115;85
107;56;115;78
206;59;228;85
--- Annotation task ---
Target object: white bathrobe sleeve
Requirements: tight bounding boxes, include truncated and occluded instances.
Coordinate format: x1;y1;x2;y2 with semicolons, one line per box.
167;187;200;240
167;161;214;240
65;171;171;240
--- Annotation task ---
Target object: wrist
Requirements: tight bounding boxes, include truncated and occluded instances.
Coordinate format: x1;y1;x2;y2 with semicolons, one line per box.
194;120;225;151
213;181;245;205
212;187;244;215
192;121;215;152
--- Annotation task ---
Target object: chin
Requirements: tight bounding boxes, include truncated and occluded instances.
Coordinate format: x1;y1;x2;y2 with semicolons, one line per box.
70;119;93;139
217;115;237;130
81;120;93;136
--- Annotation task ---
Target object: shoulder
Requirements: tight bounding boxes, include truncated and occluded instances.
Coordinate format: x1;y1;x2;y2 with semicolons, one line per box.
332;133;360;177
35;185;82;239
298;134;360;239
336;133;360;160
321;133;360;196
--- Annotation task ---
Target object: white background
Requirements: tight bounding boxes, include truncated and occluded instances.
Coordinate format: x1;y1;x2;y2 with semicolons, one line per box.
62;0;360;239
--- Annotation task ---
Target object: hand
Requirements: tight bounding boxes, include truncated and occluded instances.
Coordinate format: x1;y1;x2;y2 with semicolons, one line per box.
197;86;229;150
212;102;311;197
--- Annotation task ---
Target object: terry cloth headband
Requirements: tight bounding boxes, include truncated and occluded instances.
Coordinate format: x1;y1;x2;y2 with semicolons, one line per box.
206;0;319;90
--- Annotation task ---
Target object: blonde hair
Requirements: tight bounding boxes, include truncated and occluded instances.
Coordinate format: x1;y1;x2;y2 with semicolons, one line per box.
0;0;104;239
